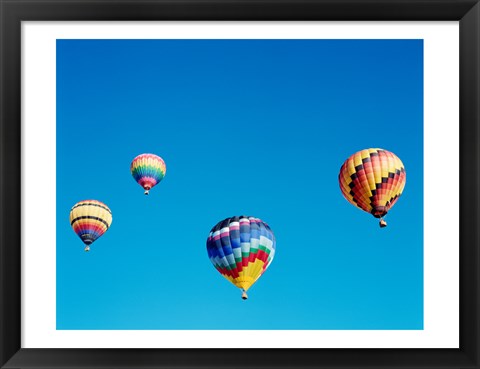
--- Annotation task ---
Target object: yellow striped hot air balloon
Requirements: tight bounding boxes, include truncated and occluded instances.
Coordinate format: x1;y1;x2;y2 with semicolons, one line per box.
70;200;112;251
338;148;406;228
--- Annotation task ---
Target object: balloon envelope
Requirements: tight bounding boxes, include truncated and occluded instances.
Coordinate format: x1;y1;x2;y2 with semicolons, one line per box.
70;200;112;251
206;216;276;299
130;153;166;195
338;148;406;224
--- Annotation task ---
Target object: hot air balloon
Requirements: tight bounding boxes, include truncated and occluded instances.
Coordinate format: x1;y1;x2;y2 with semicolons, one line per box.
130;153;166;195
70;200;112;252
339;148;406;228
206;216;276;300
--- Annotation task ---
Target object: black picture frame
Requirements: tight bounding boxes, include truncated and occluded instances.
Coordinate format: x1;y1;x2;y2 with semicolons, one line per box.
1;0;479;368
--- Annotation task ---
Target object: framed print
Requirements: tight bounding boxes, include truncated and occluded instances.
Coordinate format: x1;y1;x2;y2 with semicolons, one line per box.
1;1;479;368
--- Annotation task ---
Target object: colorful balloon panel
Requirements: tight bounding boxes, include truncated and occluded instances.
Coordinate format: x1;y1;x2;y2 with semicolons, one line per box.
70;200;112;251
339;148;406;220
207;216;275;298
130;153;166;195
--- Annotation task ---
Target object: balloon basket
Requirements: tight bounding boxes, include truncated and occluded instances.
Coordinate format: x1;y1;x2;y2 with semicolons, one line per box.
241;290;248;300
379;219;387;228
144;190;149;195
84;245;90;252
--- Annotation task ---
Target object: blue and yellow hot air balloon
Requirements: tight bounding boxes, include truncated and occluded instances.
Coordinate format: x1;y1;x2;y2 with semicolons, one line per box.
206;216;276;300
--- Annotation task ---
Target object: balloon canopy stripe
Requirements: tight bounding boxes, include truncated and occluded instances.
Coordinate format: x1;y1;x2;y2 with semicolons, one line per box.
72;220;106;232
339;148;406;219
70;216;111;229
207;216;276;293
79;231;103;244
71;201;112;214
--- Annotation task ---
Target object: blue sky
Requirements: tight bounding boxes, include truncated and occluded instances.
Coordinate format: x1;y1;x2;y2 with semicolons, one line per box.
56;39;423;330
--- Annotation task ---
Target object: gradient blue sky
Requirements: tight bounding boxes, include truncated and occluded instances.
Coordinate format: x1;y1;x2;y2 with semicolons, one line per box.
56;39;423;330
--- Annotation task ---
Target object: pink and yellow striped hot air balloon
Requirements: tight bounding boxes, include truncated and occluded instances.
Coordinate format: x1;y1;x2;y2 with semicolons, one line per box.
130;153;166;195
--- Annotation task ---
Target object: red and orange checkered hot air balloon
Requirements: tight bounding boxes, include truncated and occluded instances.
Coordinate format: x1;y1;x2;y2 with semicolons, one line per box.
338;148;406;228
